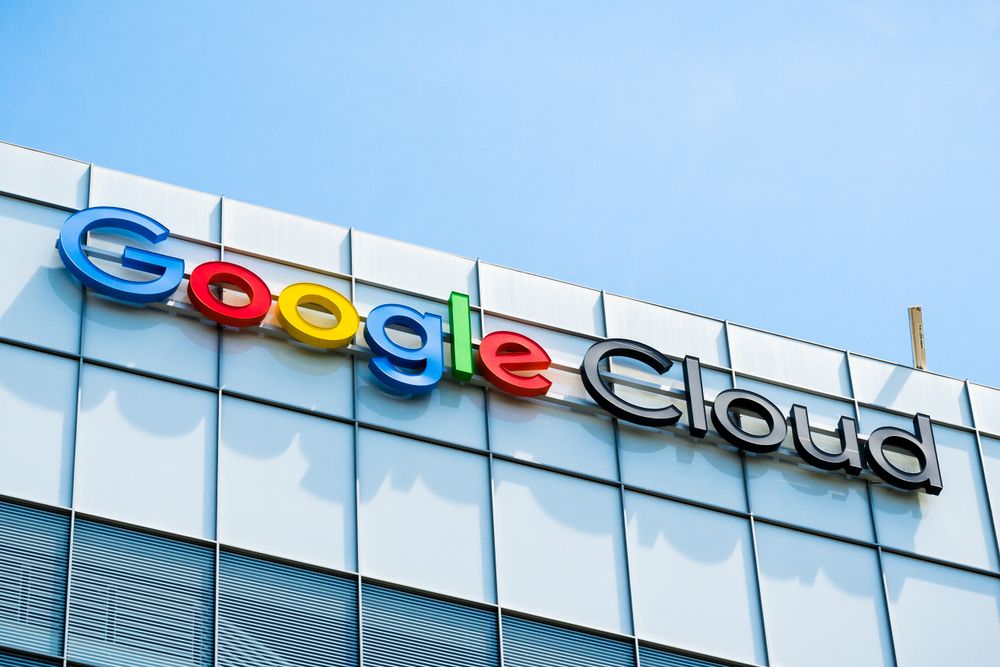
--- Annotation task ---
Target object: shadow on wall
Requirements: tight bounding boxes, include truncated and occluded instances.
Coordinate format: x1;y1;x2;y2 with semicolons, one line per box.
872;364;911;410
620;423;744;479
221;398;352;507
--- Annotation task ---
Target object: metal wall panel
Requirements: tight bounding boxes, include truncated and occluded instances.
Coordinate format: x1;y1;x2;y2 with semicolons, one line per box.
501;614;635;667
217;551;357;667
969;382;1000;436
89;166;221;242
479;263;604;336
66;520;214;667
850;354;973;427
361;583;498;667
0;502;69;658
728;325;850;397
604;295;729;367
222;199;350;274
353;230;477;302
0;143;88;211
0;196;82;354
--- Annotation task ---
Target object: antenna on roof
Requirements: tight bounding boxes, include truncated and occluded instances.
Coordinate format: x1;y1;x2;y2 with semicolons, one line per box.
908;306;927;370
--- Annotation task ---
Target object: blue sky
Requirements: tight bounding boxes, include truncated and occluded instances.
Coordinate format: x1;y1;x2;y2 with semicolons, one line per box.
1;1;998;385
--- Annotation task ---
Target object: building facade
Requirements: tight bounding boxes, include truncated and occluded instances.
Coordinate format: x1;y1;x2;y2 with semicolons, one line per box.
0;139;998;667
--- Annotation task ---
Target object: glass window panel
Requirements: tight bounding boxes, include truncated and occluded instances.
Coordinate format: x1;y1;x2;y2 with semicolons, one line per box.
969;383;1000;436
479;263;604;336
863;409;998;571
221;330;353;419
982;436;1000;563
492;461;631;634
755;524;893;667
353;230;478;304
729;325;850;397
83;294;219;386
548;367;597;404
737;379;869;540
218;397;355;570
746;458;873;541
89;165;221;242
489;392;617;480
625;492;765;665
0;142;89;210
620;424;746;511
0;196;82;353
75;365;217;539
604;294;730;367
850;355;973;427
222;198;350;274
0;344;76;506
356;365;487;450
883;553;1000;667
358;429;495;602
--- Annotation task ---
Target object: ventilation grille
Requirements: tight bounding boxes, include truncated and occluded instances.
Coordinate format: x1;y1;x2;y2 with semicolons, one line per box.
362;583;498;667
502;614;635;667
217;551;357;666
66;520;214;667
0;501;69;658
640;645;728;667
0;647;60;666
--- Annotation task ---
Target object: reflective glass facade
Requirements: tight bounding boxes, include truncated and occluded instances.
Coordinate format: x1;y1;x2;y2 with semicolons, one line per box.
0;140;999;667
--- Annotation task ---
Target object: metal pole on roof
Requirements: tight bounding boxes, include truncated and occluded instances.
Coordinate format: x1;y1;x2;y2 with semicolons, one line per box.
909;306;927;370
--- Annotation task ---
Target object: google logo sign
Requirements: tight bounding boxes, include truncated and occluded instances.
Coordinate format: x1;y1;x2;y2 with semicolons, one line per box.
57;207;552;398
57;207;944;495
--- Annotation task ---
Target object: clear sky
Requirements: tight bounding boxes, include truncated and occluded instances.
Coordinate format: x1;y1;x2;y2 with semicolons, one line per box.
1;1;998;386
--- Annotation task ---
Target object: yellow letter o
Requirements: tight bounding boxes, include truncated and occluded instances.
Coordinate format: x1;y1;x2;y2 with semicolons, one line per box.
276;282;359;349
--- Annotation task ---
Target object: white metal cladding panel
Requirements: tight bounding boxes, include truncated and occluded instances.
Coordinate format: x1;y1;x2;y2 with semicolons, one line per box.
501;615;635;667
850;355;973;427
353;230;478;303
728;325;850;396
217;551;357;667
221;198;350;274
638;646;726;667
361;583;498;667
0;143;89;211
0;502;69;658
604;295;729;367
479;263;604;336
969;383;1000;436
66;520;214;667
0;651;59;666
88;166;221;242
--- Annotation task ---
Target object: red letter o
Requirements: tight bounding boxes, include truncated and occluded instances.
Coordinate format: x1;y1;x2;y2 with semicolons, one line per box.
187;261;272;327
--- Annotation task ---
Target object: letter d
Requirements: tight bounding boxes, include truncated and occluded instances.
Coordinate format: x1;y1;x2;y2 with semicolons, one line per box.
864;414;943;495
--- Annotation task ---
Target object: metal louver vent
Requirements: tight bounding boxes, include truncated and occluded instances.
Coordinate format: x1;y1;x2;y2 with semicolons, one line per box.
501;614;635;667
0;501;69;658
217;550;357;667
0;647;60;666
361;583;498;667
639;645;729;667
66;520;213;667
